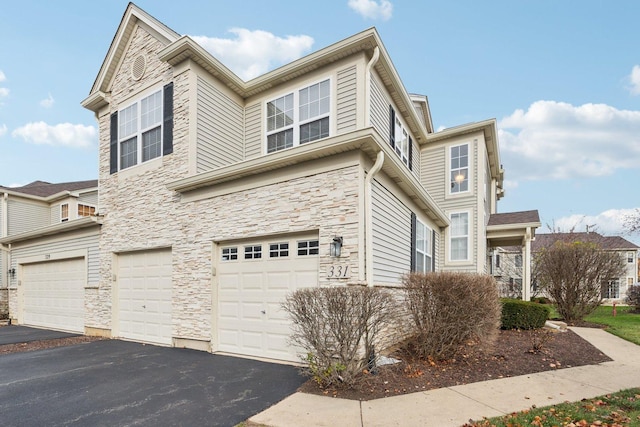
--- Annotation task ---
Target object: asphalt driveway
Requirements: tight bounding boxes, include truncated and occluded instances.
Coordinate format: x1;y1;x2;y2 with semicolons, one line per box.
0;329;305;427
0;325;79;345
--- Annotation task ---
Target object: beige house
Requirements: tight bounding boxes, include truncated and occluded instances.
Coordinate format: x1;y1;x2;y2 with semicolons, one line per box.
532;232;640;302
4;4;539;362
0;181;100;326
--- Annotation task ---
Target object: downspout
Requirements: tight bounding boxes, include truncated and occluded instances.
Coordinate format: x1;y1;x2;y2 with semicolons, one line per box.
364;46;380;127
364;151;385;287
362;46;382;287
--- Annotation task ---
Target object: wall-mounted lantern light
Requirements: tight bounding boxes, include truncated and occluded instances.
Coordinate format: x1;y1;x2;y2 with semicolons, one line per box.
330;236;343;258
8;268;15;279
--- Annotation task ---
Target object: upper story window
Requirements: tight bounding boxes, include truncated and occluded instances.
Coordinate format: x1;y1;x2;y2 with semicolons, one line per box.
110;83;173;174
266;79;331;153
628;251;635;263
388;106;412;168
450;144;469;193
515;254;523;268
450;212;469;261
77;204;96;217
61;204;69;222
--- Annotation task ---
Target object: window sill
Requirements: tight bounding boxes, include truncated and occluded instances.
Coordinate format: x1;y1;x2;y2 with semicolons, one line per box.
116;156;163;181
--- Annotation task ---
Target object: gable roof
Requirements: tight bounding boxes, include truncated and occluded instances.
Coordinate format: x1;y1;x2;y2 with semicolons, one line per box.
532;232;640;252
83;3;180;110
0;180;98;199
82;5;431;148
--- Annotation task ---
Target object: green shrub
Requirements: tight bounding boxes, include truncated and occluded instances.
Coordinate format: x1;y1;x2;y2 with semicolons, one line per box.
401;272;501;360
531;296;551;305
501;298;550;330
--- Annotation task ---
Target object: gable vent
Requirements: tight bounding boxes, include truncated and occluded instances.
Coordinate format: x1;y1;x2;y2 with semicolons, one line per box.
131;55;146;81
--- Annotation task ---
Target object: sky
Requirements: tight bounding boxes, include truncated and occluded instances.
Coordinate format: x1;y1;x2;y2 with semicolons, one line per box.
0;0;639;244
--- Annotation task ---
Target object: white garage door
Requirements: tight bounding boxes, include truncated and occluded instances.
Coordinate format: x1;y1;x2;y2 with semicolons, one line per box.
217;234;319;362
117;249;172;346
23;258;85;333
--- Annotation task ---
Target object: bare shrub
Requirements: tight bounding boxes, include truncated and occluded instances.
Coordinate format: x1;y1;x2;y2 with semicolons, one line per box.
528;328;554;353
401;272;501;360
535;239;626;323
282;286;398;387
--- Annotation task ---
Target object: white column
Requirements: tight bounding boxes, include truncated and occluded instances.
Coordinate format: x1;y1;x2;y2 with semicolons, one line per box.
522;227;532;301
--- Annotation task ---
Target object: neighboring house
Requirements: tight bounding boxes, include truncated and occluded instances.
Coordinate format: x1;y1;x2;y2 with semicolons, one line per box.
5;4;540;362
532;232;639;302
0;180;100;324
490;246;524;299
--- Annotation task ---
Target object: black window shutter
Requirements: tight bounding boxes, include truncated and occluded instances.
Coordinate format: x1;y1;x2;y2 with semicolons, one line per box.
431;229;436;272
110;112;118;174
408;136;413;171
163;82;174;155
410;212;417;272
388;105;395;149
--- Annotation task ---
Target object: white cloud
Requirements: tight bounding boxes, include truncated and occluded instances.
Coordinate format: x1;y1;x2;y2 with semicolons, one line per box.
40;93;54;108
0;87;8;98
552;208;638;237
191;29;314;81
12;122;96;148
348;0;393;20
0;70;5;82
498;100;640;182
0;124;6;137
629;65;640;95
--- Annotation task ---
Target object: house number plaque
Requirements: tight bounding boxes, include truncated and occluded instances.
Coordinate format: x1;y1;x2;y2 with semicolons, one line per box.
327;264;350;279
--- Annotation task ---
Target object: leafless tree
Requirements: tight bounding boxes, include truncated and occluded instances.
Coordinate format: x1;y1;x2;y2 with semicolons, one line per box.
535;238;626;323
623;208;640;234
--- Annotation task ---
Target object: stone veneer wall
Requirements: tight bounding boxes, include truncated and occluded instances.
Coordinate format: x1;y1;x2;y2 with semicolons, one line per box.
87;24;363;343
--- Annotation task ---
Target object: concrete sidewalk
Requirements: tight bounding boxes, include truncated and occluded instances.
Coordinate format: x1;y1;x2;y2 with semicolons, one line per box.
250;327;640;427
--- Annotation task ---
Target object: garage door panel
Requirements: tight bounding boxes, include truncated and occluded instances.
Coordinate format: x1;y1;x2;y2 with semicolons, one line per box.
117;249;172;346
217;234;318;361
23;258;85;333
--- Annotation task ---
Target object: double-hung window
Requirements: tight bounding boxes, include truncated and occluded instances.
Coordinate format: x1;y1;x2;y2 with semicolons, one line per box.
110;83;173;174
61;204;69;222
628;251;635;263
388;106;411;168
450;212;469;261
118;90;162;169
266;79;330;153
450;144;469;193
415;220;433;272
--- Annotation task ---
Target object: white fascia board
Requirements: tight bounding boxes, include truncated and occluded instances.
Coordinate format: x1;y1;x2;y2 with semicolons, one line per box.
0;217;102;245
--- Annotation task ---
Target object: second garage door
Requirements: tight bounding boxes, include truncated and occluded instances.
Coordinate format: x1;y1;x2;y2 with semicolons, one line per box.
217;234;319;362
116;249;172;346
22;257;85;333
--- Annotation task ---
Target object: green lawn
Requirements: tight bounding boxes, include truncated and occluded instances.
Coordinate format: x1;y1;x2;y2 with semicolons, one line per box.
467;388;640;426
584;305;640;345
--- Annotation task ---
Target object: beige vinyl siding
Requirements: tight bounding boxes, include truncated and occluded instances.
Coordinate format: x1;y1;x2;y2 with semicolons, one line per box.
7;199;50;236
8;230;100;289
336;65;357;134
50;205;62;224
79;191;98;206
196;76;244;172
244;103;262;160
433;230;440;271
410;137;421;180
421;146;445;201
370;73;389;141
371;179;411;284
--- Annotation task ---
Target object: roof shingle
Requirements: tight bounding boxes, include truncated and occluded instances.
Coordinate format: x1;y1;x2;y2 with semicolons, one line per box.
0;180;98;198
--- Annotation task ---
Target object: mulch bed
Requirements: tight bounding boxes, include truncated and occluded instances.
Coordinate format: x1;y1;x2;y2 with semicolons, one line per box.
298;328;613;401
0;335;105;355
